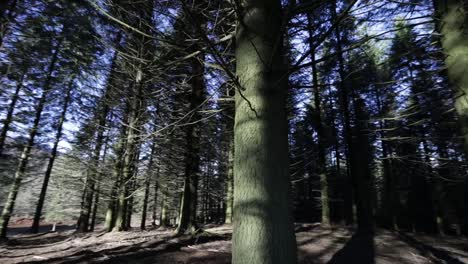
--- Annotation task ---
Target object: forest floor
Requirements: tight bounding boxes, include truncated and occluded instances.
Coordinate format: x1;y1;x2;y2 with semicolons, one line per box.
0;223;467;264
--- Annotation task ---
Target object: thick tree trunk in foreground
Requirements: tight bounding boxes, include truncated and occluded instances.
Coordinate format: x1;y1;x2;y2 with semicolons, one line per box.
31;78;73;233
0;40;61;238
232;0;297;263
433;0;468;236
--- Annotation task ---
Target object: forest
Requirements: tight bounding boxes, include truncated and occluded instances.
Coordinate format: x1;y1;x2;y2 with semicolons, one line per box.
0;0;467;263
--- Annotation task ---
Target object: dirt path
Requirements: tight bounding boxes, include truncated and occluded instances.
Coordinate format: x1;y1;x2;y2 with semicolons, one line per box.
0;224;467;264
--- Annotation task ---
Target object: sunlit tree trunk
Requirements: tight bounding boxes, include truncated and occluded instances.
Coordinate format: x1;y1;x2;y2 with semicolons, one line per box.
151;168;159;227
224;138;234;224
232;0;297;263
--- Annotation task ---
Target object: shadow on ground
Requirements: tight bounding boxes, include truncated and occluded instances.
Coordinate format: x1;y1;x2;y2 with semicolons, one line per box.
326;230;375;264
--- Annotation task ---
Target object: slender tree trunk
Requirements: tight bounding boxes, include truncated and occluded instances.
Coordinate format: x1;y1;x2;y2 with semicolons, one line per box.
0;38;61;238
141;174;151;230
106;129;126;232
77;98;109;232
307;21;330;225
160;187;169;227
0;67;26;156
331;0;354;225
176;14;205;235
232;1;297;263
31;77;73;233
433;0;468;236
89;181;100;232
114;75;144;232
224;138;234;224
151;168;159;227
350;98;374;231
89;136;109;232
104;177;120;232
141;140;157;230
373;82;398;229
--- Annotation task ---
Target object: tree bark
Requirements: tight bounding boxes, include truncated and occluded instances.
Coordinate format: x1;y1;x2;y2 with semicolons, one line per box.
232;0;297;263
433;0;468;236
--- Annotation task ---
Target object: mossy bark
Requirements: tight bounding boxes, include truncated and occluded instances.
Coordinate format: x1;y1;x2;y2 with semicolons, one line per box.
232;0;297;263
433;0;468;236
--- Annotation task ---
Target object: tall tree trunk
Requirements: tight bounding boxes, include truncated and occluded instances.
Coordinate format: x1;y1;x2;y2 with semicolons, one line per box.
31;77;73;233
433;0;468;236
77;91;110;232
232;0;297;263
0;67;26;156
141;140;157;230
105;126;126;232
114;75;144;232
89;136;110;232
350;98;374;231
176;12;205;235
224;138;234;224
160;187;170;227
141;174;151;230
331;0;354;225
151;168;159;227
373;85;398;229
0;38;61;238
307;26;330;225
89;181;100;232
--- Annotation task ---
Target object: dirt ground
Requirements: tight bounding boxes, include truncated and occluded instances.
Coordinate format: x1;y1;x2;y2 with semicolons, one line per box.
0;223;467;264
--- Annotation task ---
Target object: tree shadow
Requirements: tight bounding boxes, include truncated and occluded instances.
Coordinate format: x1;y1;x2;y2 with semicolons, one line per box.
398;232;465;264
327;230;375;264
27;232;230;264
